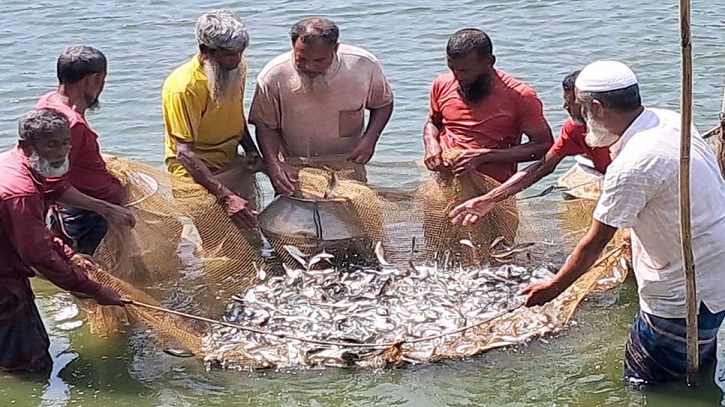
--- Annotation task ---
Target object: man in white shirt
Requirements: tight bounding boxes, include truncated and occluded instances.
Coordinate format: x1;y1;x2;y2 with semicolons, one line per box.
521;60;725;386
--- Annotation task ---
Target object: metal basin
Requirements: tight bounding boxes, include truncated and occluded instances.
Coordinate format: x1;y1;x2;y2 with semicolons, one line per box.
258;195;370;263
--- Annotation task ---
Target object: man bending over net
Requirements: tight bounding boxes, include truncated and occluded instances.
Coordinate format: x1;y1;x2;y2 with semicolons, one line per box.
162;10;260;232
0;109;124;379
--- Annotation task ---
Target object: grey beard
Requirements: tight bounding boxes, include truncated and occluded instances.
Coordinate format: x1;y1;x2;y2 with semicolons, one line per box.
584;116;620;148
29;152;69;178
288;70;330;95
202;59;243;106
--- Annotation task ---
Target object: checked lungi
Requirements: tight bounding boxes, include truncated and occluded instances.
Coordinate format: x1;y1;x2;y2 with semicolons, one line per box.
625;302;724;383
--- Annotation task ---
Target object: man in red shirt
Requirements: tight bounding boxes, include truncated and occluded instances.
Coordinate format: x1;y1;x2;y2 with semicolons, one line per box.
449;70;613;226
36;45;125;255
423;28;553;183
0;109;124;378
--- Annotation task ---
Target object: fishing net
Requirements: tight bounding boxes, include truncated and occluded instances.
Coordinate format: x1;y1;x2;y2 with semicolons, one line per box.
79;153;630;368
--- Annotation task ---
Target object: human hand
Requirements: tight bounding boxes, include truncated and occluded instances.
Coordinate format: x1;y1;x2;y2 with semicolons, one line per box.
424;141;445;171
449;196;497;226
451;149;492;175
92;286;124;306
347;137;377;164
267;163;297;196
102;205;136;228
520;280;563;307
220;194;258;230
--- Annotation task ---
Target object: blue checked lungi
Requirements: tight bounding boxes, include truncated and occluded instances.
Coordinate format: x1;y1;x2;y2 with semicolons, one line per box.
48;205;108;256
625;302;725;383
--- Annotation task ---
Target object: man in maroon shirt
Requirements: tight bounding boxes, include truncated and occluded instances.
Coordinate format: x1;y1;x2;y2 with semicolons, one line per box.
36;45;125;255
450;70;613;225
0;109;124;378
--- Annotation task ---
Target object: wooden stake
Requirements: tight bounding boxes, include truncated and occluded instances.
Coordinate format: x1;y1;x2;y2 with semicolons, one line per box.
678;0;699;387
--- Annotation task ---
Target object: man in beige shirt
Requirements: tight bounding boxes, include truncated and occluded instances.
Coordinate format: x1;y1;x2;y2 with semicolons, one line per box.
249;17;394;194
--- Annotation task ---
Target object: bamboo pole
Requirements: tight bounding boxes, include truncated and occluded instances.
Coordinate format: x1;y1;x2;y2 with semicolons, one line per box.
678;0;699;387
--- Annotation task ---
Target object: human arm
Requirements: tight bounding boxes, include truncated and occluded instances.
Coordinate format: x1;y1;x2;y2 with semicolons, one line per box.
249;81;297;195
449;151;564;225
165;90;256;230
176;140;256;229
255;125;296;195
1;196;122;305
57;186;135;228
348;60;395;164
521;219;617;306
347;102;394;164
423;79;446;171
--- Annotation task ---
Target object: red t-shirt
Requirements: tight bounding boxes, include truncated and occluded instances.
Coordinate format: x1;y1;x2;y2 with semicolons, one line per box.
429;70;549;183
549;117;612;174
36;92;123;205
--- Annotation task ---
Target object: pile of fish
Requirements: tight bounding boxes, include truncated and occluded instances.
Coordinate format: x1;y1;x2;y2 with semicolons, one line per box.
201;246;560;371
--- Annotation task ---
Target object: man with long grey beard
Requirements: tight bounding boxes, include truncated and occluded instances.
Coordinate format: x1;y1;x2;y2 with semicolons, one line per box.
520;60;725;389
163;9;261;231
249;17;394;194
0;109;124;379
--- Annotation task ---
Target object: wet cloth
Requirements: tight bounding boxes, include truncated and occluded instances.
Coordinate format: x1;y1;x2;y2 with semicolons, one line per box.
0;279;52;378
625;302;725;383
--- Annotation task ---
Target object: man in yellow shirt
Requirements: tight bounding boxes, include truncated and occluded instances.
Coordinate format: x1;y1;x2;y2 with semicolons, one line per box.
162;9;259;230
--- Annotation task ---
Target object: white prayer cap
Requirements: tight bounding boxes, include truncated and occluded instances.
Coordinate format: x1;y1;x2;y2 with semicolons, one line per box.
575;61;638;92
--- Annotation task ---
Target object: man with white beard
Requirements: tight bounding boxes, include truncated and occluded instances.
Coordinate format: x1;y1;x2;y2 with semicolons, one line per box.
519;61;725;387
162;9;260;231
0;109;124;378
249;17;394;194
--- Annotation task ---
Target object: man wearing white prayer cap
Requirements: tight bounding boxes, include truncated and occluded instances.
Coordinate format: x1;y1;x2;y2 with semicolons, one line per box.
162;9;261;232
522;60;725;389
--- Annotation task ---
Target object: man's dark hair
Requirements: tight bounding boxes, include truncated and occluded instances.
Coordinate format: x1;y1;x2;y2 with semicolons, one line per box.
579;84;642;112
562;70;580;92
290;18;339;45
18;108;69;143
446;28;493;59
57;45;107;85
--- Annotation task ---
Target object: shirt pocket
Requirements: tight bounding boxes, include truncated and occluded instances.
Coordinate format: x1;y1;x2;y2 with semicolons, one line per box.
338;106;364;138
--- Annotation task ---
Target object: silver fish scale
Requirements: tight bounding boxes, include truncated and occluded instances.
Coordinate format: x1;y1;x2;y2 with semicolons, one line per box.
201;262;548;370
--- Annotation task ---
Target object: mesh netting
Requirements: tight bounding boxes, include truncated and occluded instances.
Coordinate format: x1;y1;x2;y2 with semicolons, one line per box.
79;149;633;368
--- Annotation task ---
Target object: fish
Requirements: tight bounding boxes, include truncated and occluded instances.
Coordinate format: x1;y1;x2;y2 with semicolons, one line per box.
374;242;390;266
201;252;560;371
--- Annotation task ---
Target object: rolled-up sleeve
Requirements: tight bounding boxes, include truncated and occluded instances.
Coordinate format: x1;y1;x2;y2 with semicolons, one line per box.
593;158;664;229
1;196;102;295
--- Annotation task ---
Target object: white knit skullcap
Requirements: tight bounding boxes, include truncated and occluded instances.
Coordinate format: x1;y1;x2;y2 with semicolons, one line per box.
575;60;638;92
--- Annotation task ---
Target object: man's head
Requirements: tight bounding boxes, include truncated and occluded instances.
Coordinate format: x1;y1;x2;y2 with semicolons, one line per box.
290;18;340;78
57;45;107;111
575;60;642;148
446;28;496;104
18;109;71;178
562;70;584;125
196;10;249;105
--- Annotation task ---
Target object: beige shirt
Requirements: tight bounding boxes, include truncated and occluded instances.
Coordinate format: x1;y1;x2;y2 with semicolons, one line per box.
249;44;394;158
594;108;725;319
